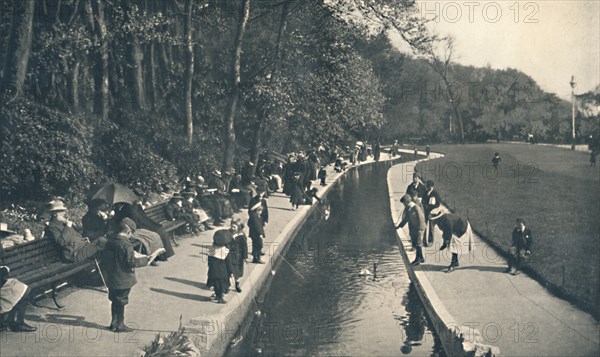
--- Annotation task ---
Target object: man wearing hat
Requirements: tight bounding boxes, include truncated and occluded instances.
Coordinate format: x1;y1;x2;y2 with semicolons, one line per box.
396;194;426;265
45;200;106;263
428;209;473;273
406;173;426;201
248;203;266;264
506;218;533;276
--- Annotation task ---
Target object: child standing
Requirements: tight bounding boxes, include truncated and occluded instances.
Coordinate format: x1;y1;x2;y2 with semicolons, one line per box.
318;166;327;186
99;218;151;332
228;218;248;293
207;230;234;303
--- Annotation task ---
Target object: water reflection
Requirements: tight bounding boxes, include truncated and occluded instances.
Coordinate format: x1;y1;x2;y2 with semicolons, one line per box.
230;162;445;356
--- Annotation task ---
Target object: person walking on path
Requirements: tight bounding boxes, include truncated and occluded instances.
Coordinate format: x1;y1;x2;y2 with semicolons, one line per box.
425;145;431;158
248;203;266;264
492;152;502;170
506;218;533;276
406;173;426;201
396;194;426;266
228;218;248;293
207;230;234;304
99;219;151;332
428;209;473;273
423;180;441;246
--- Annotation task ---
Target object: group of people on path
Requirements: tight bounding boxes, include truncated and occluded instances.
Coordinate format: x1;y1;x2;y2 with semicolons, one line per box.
396;164;533;275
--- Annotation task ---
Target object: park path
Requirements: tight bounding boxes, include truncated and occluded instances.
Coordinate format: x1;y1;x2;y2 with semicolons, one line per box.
389;156;599;357
0;153;392;357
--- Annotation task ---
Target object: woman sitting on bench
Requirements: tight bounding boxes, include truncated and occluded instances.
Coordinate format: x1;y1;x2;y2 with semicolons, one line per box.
0;265;37;332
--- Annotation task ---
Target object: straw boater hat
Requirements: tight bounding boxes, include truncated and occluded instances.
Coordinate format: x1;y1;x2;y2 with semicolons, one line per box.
48;200;68;212
429;208;445;220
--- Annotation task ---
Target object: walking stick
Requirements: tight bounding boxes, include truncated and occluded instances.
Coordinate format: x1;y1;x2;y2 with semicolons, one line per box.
85;238;108;292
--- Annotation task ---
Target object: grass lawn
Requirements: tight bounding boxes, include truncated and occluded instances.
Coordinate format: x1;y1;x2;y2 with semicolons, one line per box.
417;143;599;317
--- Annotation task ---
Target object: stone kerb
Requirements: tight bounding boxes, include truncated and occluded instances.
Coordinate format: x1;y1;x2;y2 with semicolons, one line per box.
387;153;501;357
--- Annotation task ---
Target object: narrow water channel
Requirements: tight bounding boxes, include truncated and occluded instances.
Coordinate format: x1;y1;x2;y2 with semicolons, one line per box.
229;162;446;357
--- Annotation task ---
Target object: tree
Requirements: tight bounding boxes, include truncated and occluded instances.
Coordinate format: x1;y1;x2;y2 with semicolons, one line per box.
222;0;251;174
184;0;194;146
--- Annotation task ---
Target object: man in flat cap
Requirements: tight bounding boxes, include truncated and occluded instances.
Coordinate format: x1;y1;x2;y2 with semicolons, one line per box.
247;202;265;264
396;194;426;266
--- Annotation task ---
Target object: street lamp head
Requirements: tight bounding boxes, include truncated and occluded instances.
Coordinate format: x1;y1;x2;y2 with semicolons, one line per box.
570;75;576;89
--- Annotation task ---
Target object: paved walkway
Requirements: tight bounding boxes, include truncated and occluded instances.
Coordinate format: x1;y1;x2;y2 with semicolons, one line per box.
389;157;600;356
0;154;392;357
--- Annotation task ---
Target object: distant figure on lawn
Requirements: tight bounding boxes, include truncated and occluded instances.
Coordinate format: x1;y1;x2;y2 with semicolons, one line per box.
425;145;431;158
492;152;501;170
590;149;597;167
428;209;473;273
506;218;533;276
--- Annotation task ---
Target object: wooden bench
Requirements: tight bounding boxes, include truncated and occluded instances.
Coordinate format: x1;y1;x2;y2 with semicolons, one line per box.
144;201;187;246
0;238;97;309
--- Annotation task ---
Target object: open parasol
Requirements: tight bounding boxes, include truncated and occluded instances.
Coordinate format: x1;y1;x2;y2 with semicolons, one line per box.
86;183;138;205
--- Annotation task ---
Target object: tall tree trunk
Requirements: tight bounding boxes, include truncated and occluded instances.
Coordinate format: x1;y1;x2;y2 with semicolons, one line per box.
130;37;146;110
95;0;109;120
250;1;290;164
70;61;80;113
184;0;194;147
149;42;158;109
2;0;35;97
223;0;251;173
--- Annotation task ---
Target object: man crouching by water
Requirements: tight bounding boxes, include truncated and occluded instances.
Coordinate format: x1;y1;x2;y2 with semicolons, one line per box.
396;194;426;266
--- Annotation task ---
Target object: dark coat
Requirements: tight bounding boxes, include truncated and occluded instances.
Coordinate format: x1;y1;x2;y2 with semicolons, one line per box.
248;211;265;239
99;233;149;290
397;204;426;244
81;211;108;240
434;213;468;242
45;219;97;263
207;247;234;280
423;188;442;215
248;195;269;224
229;233;248;278
406;182;427;199
512;227;533;251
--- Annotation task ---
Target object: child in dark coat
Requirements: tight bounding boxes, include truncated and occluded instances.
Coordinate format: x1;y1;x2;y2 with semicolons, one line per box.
318;166;327;186
99;219;151;332
207;230;234;304
228;218;248;293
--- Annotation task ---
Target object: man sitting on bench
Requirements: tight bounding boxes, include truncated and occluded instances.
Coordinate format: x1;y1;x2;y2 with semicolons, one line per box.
45;199;107;263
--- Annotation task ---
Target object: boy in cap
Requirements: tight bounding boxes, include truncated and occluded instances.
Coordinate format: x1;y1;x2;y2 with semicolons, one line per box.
99;219;159;332
396;194;426;265
248;188;269;226
318;165;327;186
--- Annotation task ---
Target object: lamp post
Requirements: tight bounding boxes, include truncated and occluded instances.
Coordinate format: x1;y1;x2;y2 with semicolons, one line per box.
449;99;453;134
570;76;576;150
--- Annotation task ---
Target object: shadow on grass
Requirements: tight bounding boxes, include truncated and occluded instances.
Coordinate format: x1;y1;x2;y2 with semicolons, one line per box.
149;288;212;302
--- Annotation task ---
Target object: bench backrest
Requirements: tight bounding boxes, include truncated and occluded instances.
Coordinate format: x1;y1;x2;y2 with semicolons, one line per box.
145;201;169;224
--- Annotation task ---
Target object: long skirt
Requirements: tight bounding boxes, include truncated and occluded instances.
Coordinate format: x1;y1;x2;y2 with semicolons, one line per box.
0;278;28;314
132;228;164;255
